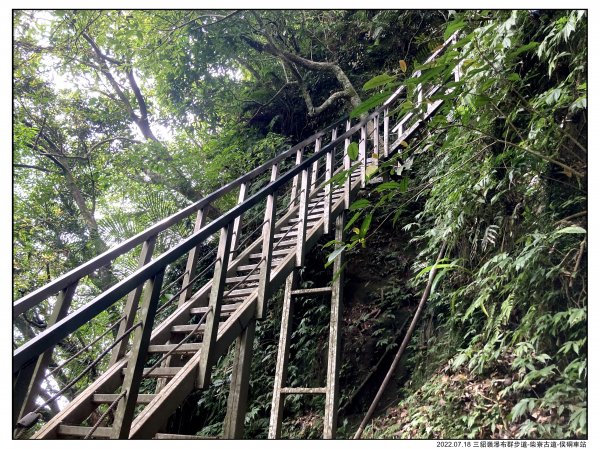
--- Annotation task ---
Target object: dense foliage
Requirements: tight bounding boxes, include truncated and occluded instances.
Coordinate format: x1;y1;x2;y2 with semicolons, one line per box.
13;9;586;439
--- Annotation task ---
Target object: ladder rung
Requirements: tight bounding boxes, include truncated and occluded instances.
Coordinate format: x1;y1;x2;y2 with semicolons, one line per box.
137;367;181;378
154;433;215;439
274;231;297;239
223;287;255;298
190;303;239;315
58;425;113;438
280;387;327;395
147;343;202;354
92;393;156;404
291;287;332;296
288;215;321;224
249;249;289;259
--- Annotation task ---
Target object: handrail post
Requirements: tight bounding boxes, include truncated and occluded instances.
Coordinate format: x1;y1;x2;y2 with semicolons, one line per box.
256;164;279;320
13;281;78;427
310;137;321;192
197;224;233;388
295;168;310;267
383;107;390;158
373;114;380;165
324;128;336;234
230;182;248;258
111;269;165;439
179;209;206;306
344;119;351;209
359;124;367;188
289;147;304;210
110;236;157;366
452;34;461;81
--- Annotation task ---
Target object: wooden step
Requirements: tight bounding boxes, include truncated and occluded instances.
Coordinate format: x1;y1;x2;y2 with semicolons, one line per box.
121;367;181;378
171;323;206;334
154;433;216;439
274;231;298;239
190;303;240;315
249;249;290;259
223;287;255;298
58;425;112;438
226;274;260;283
147;343;202;354
92;393;156;404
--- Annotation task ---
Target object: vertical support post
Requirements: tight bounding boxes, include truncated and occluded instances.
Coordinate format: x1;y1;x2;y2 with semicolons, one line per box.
323;213;345;439
289;147;303;210
14;282;79;426
343;119;351;209
197;224;233;388
179;209;206;306
230;183;248;258
111;269;165;439
295;168;310;268
373;114;380;166
310;137;322;192
359;124;367;188
452;34;461;82
268;271;297;439
383;107;390;158
223;319;256;439
110;236;157;366
324;129;336;234
256;164;279;320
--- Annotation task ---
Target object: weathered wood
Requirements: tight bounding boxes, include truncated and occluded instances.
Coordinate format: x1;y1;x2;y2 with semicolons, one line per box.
383;107;390;157
372;114;380;164
59;425;113;438
154;433;212;439
295;168;309;267
230;183;248;257
281;387;327;394
111;269;165;439
93;394;156;404
15;281;78;426
257;164;278;319
289;147;303;209
179;209;206;306
223;319;256;438
110;236;156;366
324;129;336;234
324;212;345;439
344;119;351;209
147;343;202;354
197;225;233;389
310;137;321;191
268;271;297;439
291;287;332;296
359;124;367;188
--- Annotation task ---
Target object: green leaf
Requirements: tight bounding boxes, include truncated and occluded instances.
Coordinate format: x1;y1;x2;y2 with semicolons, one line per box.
326;246;345;265
349;198;370;211
375;181;401;192
363;73;397;91
347;142;359;161
350;91;392;118
444;18;465;40
555;226;586;234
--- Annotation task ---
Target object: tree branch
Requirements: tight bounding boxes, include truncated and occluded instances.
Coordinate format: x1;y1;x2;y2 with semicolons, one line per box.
14;164;61;174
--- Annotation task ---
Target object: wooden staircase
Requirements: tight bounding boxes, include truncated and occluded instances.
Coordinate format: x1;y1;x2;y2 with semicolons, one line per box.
12;33;460;439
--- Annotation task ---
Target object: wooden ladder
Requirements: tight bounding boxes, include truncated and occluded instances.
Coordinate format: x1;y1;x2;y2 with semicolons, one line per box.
268;212;345;439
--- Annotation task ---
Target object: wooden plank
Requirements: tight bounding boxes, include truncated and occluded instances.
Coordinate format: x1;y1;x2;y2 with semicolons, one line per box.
58;425;112;438
154;433;212;439
147;343;202;354
324;130;335;234
223;319;256;438
373;114;380;164
310;137;321;191
344;119;351;209
230;183;248;258
291;287;332;296
111;269;165;439
110;236;156;366
295;168;309;267
179;209;206;306
170;324;206;334
15;281;78;427
93;394;155;404
190;303;239;315
383;107;390;157
197;224;233;389
281;387;327;394
289;147;303;210
359;124;367;188
268;271;297;439
324;212;345;439
257;164;278;319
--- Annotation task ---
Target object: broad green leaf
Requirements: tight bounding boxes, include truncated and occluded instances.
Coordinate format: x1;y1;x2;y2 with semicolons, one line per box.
444;18;465;40
349;198;370;211
350;91;392;118
555;226;586;234
363;73;396;91
347;142;359;160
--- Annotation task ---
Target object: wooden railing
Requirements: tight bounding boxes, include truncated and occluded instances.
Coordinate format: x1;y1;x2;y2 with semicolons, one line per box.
13;32;459;432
